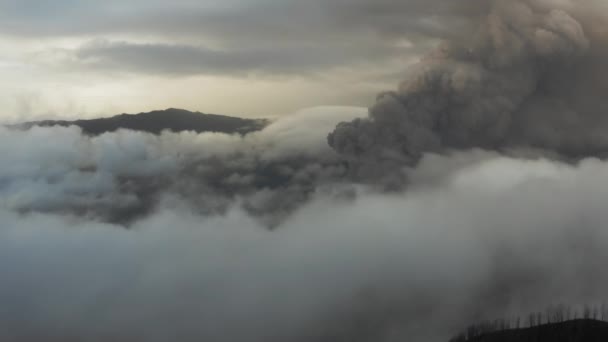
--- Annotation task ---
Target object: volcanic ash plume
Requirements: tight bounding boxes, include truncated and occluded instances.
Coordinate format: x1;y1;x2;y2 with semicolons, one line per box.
329;0;608;165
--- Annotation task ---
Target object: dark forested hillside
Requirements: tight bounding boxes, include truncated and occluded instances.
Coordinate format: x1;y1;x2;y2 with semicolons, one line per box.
13;108;269;135
451;320;608;342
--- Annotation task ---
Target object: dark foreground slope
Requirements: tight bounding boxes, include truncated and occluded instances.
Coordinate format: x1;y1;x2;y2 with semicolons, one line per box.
13;108;268;135
453;320;608;342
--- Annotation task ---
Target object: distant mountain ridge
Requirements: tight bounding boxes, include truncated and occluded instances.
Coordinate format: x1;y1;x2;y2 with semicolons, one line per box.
10;108;269;135
451;319;608;342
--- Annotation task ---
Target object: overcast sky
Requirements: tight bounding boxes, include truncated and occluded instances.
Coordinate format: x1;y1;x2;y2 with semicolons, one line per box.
0;0;480;122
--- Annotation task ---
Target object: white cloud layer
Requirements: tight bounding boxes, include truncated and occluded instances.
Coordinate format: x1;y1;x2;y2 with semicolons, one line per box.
2;151;608;341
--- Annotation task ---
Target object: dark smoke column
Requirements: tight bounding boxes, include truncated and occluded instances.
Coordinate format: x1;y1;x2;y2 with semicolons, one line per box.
329;0;595;164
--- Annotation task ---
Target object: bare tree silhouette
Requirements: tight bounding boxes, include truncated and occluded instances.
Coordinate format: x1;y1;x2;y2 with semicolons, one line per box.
450;303;608;342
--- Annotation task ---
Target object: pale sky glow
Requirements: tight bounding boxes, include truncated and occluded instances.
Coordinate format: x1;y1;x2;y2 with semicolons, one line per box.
0;0;460;122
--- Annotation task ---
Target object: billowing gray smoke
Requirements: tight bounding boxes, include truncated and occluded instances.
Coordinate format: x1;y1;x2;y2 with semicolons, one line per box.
2;1;608;342
8;0;608;225
329;0;608;165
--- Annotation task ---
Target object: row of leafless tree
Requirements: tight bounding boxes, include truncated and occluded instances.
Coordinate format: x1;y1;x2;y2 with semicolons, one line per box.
450;303;608;342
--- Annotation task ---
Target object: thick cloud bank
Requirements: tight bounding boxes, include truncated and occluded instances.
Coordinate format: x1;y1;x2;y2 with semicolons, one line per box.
3;152;608;341
1;107;366;226
329;0;608;164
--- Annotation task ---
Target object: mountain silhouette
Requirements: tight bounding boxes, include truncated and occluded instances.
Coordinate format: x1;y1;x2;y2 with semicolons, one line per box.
13;108;268;135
